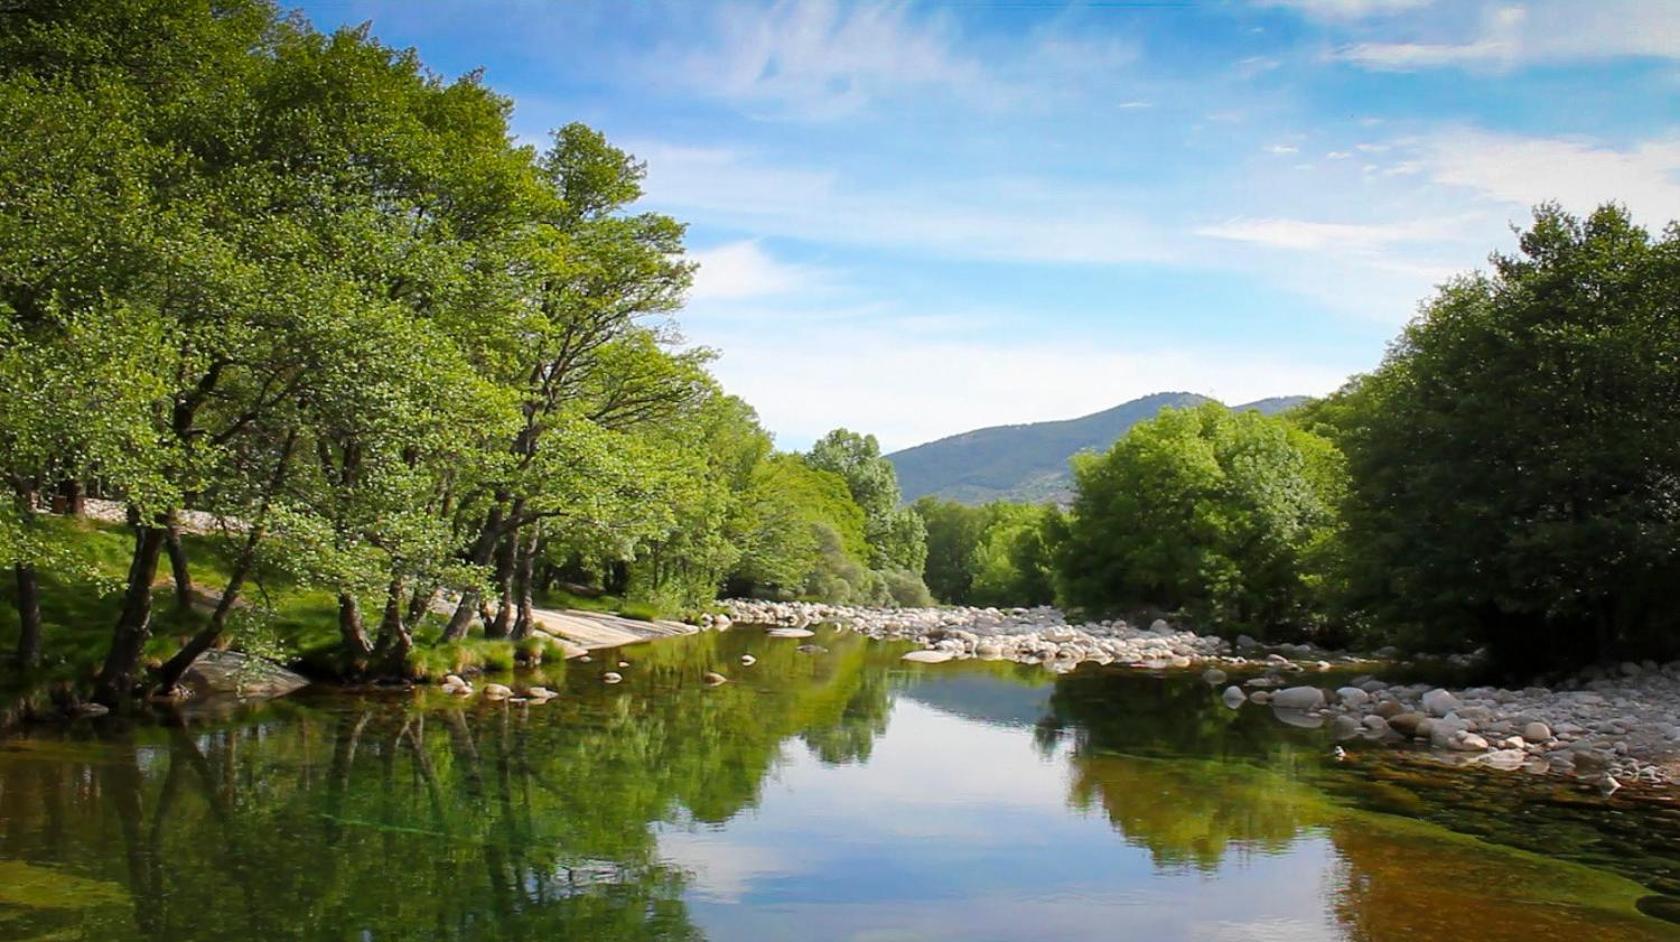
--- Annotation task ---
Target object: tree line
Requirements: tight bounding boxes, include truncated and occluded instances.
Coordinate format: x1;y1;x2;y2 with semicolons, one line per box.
916;204;1680;674
0;0;929;703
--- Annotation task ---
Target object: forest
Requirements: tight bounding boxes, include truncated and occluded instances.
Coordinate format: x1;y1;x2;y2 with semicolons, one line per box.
0;1;929;705
3;0;1678;709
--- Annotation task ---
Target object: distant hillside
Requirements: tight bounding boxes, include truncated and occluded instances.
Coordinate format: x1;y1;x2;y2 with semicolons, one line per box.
887;392;1308;505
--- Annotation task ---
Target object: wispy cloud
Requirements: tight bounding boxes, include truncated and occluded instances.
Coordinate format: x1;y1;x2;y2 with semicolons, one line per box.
667;0;982;118
637;143;1175;265
1335;2;1680;71
1255;0;1435;19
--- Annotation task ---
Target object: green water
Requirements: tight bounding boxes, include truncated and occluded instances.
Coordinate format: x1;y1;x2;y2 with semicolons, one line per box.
3;626;1679;941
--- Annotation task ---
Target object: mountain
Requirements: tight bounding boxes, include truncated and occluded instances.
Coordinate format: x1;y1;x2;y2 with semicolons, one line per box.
887;392;1309;505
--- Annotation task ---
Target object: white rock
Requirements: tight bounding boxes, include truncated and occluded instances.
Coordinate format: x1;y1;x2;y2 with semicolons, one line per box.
1421;688;1461;717
1271;686;1326;711
901;650;954;664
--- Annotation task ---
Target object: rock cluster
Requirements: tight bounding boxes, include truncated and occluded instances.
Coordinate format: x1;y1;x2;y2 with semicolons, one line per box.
1236;662;1680;787
722;600;1272;672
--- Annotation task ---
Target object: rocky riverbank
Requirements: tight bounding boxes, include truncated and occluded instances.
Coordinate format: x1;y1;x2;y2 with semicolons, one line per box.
721;599;1680;789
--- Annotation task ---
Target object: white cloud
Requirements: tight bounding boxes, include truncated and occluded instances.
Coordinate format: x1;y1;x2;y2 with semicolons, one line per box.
1256;0;1435;19
1337;1;1680;71
1419;129;1680;223
1197;215;1472;252
687;240;824;301
1266;144;1300;155
637;142;1175;266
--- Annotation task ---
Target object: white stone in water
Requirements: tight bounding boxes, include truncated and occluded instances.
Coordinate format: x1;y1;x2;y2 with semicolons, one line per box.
740;654;756;666
767;628;815;639
602;672;622;684
1202;667;1228;686
1222;686;1247;708
901;650;954;664
1330;715;1362;740
1522;721;1552;742
1361;714;1390;733
1271;686;1326;711
483;683;513;700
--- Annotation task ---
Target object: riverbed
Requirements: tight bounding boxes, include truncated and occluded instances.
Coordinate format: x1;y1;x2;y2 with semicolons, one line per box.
2;626;1678;941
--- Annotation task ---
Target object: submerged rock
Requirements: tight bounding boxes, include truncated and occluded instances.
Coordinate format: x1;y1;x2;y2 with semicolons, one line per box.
1221;685;1247;708
703;671;728;686
901;650;954;664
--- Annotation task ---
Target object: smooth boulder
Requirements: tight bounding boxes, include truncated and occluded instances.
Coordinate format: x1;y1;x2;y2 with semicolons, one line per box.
1270;686;1326;711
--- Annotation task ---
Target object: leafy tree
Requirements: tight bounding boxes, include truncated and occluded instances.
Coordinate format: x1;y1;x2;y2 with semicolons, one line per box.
1322;204;1680;670
804;428;927;574
1057;403;1342;636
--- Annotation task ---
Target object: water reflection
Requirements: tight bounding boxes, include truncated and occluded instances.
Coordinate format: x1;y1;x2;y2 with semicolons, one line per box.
0;629;1675;941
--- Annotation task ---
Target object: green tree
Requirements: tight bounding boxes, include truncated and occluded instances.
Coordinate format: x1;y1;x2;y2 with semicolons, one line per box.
1057;402;1342;636
1323;204;1680;671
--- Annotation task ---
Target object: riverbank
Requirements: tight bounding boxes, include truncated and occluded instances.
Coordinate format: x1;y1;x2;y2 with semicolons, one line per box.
723;599;1680;789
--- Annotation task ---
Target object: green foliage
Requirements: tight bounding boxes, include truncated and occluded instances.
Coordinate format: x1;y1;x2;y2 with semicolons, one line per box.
1320;204;1680;670
1056;402;1342;637
888;393;1308;505
911;497;1061;607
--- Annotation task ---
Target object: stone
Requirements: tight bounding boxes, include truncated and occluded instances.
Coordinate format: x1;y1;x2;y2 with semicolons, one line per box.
1249;691;1272;705
1421;688;1461;717
70;702;110;719
902;650;955;664
767;627;815;639
524;686;556;700
602;672;622;684
1335;686;1371;708
1361;714;1390;734
483;683;514;700
1150;618;1172;633
1387;712;1428;737
740;654;757;666
1522;722;1552;743
796;644;828;654
1221;686;1247;708
443;674;468;688
703;671;728;686
1374;700;1405;719
181;650;309;700
1330;715;1362;740
1270;686;1326;711
1451;733;1490;751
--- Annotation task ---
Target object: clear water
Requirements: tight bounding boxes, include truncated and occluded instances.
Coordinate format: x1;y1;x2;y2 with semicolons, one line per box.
2;626;1678;941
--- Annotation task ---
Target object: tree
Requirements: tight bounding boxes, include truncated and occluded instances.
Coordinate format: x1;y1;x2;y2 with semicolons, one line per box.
804;428;929;586
1056;402;1342;636
1323;204;1680;671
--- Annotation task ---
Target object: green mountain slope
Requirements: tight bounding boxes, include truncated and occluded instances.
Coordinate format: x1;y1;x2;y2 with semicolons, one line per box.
887;392;1307;505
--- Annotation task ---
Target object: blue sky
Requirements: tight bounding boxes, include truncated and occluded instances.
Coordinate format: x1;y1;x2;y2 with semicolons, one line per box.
294;0;1680;451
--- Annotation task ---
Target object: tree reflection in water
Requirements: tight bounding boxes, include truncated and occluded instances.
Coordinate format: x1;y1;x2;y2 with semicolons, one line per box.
0;635;1676;941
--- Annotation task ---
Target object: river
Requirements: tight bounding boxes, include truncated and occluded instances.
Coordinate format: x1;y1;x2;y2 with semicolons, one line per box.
2;626;1678;940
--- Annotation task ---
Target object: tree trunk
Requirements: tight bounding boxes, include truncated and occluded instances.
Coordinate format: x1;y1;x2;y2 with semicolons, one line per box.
164;520;193;612
338;592;373;662
374;578;412;674
510;531;539;641
485;532;516;640
405;584;436;627
441;507;506;642
14;563;42;670
57;479;84;516
154;529;260;694
94;524;167;706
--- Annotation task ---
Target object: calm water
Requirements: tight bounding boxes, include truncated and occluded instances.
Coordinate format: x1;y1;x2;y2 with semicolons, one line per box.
3;627;1680;941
